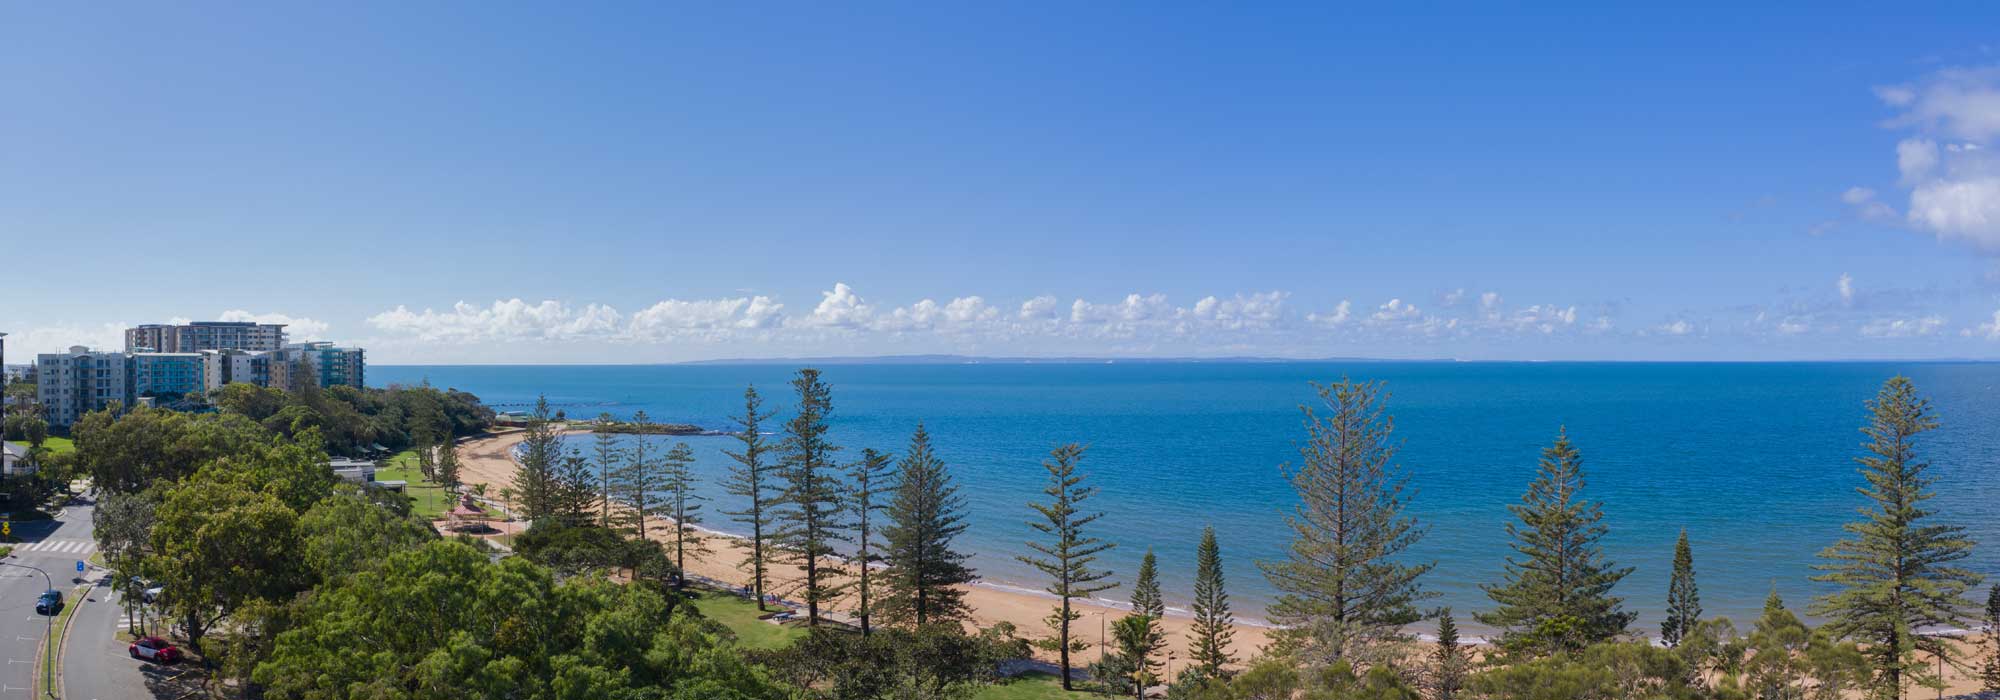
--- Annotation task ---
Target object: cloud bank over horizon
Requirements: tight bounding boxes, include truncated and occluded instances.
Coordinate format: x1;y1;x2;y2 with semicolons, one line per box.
322;279;1993;363
10;274;1997;364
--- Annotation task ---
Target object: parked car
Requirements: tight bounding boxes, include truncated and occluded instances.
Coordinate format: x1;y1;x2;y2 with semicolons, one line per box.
141;584;163;604
128;636;181;664
35;589;62;615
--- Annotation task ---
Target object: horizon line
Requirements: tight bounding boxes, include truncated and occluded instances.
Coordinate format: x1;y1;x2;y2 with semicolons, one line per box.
364;353;2000;368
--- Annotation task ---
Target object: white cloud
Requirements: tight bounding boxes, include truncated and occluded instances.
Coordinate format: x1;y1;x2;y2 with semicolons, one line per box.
1018;295;1060;321
1875;67;2000;251
1898;139;1939;183
368;299;624;343
740;296;785;329
1071;293;1175;324
1369;298;1423;323
1881;67;2000;141
796;283;874;329
1841;187;1896;221
1357;298;1463;338
6;323;128;357
1970;309;2000;340
1508;304;1578;334
217;310;332;340
942;296;997;324
1908;177;2000;246
1189;291;1287;329
627;296;784;339
1859;314;1947;338
349;284;1975;361
1478;292;1503;321
1874;84;1917;107
1306;300;1352;327
875;296;998;332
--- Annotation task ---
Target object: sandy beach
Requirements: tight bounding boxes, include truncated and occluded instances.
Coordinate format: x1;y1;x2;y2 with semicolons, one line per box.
451;429;1995;694
453;427;1273;668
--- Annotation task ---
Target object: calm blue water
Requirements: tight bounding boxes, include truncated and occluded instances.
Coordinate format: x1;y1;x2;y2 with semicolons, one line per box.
373;362;2000;632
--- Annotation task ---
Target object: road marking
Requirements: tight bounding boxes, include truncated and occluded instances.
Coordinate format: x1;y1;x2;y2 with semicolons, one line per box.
13;540;95;554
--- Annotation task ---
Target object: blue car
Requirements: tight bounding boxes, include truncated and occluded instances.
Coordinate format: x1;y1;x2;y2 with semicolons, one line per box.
35;589;63;615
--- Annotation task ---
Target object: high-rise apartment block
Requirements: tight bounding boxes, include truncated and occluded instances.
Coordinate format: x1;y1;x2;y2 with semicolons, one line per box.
125;321;287;353
38;332;368;427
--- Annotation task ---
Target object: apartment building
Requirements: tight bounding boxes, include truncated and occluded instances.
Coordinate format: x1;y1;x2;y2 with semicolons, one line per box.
125;321;287;353
38;346;134;427
37;338;367;427
37;348;225;426
201;349;272;391
270;342;366;390
132;352;207;399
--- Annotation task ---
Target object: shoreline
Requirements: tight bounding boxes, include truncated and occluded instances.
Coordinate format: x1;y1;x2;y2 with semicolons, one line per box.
454;427;1994;691
459;427;1278;663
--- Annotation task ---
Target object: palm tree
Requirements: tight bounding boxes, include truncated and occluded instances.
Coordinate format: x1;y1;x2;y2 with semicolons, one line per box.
498;487;516;535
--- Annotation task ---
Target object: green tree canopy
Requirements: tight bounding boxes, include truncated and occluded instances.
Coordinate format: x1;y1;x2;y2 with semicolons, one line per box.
1017;442;1116;691
1478;428;1635;657
74;406;269;493
878;423;976;628
1660;529;1701;648
1261;378;1434;665
1188;525;1236;679
253;540;791;700
149;476;309;657
775;368;849;627
298;490;435;583
720;386;780;611
1810;376;1983;700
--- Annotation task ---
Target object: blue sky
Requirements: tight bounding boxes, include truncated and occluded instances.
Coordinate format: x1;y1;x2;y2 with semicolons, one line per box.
5;2;2000;363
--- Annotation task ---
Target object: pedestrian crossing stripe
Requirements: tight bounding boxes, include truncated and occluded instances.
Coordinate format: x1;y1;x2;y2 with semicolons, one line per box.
10;540;96;554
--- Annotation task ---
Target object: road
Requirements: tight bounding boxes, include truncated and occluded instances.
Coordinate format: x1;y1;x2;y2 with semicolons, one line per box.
1;495;94;698
37;495;188;700
63;572;161;700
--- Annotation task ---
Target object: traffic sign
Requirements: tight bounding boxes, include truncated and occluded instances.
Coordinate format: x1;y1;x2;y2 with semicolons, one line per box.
76;560;86;573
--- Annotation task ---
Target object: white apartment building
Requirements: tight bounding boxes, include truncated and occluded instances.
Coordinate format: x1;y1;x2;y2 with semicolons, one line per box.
202;349;272;392
125;321;286;353
38;346;134;427
38;344;368;427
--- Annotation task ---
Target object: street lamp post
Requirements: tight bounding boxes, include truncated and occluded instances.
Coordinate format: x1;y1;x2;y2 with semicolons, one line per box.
2;561;56;698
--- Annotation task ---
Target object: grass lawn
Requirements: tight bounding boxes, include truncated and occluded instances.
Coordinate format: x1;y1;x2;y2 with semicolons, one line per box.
38;437;75;455
376;450;453;520
972;672;1084;700
689;589;807;651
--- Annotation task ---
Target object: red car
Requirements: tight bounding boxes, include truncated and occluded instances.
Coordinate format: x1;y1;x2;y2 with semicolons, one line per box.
128;636;180;663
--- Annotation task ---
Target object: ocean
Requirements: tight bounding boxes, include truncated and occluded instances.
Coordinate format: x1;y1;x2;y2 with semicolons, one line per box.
371;361;2000;632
